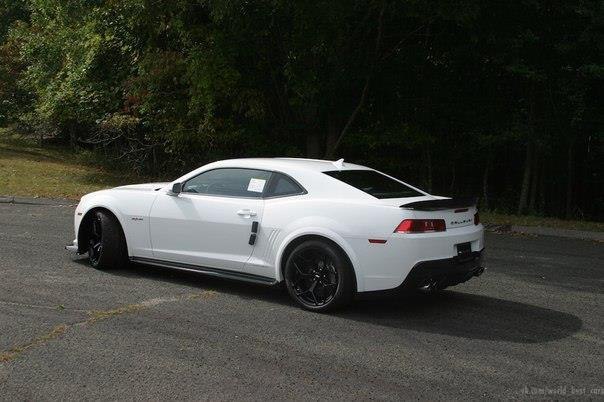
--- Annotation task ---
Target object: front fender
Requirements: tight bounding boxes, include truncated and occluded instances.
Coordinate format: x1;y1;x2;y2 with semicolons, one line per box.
75;192;128;253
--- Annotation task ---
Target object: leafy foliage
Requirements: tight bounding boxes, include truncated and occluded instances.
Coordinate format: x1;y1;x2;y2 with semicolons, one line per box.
0;0;602;219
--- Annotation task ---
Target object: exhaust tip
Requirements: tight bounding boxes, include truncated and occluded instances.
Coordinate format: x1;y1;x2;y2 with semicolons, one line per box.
419;279;440;292
474;267;485;277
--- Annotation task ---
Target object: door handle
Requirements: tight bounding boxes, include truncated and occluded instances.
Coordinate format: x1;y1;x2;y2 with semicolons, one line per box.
237;209;257;217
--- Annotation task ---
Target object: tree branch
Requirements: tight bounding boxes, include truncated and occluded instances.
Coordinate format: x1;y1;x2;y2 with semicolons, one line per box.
326;3;385;158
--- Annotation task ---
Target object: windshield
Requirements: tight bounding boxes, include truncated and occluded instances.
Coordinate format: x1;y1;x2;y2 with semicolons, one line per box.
324;170;424;199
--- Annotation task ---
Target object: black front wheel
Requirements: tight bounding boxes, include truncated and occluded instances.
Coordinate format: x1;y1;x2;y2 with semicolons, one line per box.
284;240;355;312
87;210;128;270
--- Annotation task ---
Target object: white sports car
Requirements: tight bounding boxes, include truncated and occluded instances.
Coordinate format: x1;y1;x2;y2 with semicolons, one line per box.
66;158;484;311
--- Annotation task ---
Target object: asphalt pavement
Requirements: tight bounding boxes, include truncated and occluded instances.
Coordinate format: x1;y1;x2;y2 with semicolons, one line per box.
0;202;602;400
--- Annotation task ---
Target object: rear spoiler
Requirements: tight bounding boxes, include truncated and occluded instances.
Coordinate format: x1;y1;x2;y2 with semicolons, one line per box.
400;196;478;211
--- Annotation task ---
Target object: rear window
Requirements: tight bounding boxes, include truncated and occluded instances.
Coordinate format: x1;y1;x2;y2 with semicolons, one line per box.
324;170;423;199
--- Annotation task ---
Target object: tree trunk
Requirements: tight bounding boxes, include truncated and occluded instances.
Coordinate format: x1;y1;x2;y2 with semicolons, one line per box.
565;140;574;219
517;140;534;215
538;160;546;213
449;161;456;193
306;132;322;158
324;113;340;160
69;124;77;149
519;84;537;215
529;147;539;212
425;147;432;193
324;80;370;159
152;146;157;176
324;4;385;158
482;151;492;210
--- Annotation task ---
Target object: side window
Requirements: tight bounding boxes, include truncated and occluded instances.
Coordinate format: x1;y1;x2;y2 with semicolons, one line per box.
182;168;271;198
265;173;305;197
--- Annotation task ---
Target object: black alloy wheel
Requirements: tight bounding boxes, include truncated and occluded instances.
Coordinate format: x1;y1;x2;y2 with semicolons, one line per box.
284;240;354;311
87;210;128;270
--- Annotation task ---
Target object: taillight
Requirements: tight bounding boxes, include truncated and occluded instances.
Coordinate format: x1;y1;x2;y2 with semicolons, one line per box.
394;219;446;233
474;212;480;225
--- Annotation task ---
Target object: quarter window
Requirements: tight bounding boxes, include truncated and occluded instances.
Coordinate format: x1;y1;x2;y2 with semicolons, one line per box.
183;168;272;198
265;173;305;197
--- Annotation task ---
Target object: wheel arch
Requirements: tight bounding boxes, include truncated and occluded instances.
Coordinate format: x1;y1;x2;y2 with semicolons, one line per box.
275;231;359;292
77;206;128;255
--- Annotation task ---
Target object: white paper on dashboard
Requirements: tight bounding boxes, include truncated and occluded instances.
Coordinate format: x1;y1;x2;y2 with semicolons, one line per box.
247;178;266;193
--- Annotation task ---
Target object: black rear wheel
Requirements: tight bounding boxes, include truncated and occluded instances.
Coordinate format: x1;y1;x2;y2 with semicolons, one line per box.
87;210;128;270
284;240;355;312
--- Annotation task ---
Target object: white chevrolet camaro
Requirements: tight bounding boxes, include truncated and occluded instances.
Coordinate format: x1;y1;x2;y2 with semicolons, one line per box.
66;158;485;311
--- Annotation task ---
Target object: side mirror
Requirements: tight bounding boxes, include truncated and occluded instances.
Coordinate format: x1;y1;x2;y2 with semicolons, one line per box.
171;182;182;195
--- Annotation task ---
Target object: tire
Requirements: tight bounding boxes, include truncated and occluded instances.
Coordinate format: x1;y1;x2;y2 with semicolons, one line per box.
284;239;355;312
87;210;128;270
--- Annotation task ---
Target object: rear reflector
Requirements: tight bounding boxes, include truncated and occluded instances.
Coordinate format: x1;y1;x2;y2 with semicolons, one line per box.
474;212;480;225
394;219;446;233
368;239;387;244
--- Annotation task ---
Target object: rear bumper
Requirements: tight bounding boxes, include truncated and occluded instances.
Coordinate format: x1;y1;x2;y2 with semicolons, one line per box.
401;249;485;290
351;224;485;292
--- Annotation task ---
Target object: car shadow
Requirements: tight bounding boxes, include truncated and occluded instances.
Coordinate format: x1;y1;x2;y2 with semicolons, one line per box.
75;258;582;345
336;291;582;344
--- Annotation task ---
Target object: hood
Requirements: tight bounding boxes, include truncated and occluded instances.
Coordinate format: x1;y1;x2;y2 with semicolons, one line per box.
114;182;170;192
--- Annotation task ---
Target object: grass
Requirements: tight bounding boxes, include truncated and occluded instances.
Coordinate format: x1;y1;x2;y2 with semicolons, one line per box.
1;127;601;231
0;324;67;362
0;127;143;199
481;212;604;232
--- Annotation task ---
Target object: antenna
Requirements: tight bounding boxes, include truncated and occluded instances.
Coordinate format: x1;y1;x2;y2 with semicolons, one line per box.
332;158;345;170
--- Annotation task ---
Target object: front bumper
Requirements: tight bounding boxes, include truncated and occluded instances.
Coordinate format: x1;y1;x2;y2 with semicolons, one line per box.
401;249;485;290
65;239;79;252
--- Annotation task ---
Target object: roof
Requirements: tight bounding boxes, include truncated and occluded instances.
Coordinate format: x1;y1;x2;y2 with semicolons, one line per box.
177;157;426;201
210;157;371;173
